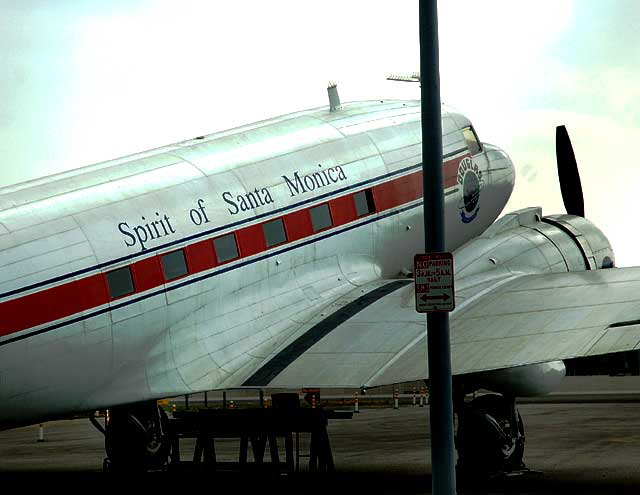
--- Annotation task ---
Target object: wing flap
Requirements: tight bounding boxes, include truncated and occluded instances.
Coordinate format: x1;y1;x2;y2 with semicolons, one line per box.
585;323;640;356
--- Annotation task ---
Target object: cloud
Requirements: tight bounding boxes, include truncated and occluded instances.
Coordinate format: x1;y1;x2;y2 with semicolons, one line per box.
550;0;640;70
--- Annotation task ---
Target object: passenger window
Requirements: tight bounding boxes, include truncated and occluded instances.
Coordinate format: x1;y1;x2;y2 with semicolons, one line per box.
263;218;287;247
354;189;376;217
310;204;333;232
161;249;189;281
106;266;135;299
462;126;482;155
213;233;239;263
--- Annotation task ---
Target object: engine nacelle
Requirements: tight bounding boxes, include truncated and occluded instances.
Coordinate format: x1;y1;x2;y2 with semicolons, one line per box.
463;360;566;397
542;214;615;270
452;207;613;397
454;207;615;280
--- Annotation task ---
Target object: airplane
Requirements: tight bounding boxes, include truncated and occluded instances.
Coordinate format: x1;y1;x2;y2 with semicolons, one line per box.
1;84;638;475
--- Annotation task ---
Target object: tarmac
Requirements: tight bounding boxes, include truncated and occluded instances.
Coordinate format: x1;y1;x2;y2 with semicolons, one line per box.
1;377;640;493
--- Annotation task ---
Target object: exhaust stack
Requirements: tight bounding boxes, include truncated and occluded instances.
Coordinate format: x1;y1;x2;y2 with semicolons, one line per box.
327;81;341;112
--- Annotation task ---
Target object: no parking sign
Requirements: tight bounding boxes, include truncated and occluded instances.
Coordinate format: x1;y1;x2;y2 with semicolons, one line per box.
414;252;455;312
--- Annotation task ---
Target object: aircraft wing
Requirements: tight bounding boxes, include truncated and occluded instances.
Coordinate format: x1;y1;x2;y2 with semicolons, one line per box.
241;266;640;388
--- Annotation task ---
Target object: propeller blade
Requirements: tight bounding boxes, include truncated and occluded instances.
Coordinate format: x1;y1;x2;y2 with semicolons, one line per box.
555;125;585;217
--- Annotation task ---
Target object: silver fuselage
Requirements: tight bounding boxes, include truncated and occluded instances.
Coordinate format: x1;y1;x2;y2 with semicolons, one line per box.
0;100;514;428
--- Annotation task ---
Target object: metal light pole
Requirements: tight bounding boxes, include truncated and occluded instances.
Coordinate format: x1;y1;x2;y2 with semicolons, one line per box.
419;1;457;493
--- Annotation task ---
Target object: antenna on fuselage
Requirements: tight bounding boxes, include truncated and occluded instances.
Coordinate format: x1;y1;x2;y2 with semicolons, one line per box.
327;81;341;112
386;72;421;83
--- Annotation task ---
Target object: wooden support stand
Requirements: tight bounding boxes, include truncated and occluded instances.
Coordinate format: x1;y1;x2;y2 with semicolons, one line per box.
167;408;350;474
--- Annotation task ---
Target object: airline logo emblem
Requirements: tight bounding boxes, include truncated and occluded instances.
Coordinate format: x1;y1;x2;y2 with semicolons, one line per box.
457;157;484;223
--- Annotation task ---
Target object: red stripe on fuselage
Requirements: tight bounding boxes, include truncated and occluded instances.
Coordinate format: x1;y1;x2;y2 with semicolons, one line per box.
0;154;467;339
0;274;110;337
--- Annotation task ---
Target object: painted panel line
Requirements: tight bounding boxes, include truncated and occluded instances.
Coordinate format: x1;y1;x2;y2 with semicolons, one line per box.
242;279;413;386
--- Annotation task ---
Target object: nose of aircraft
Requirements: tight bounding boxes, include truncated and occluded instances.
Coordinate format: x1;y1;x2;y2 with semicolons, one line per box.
483;143;516;205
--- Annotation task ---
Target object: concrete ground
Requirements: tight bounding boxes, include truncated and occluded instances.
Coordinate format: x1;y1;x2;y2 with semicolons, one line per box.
1;398;640;494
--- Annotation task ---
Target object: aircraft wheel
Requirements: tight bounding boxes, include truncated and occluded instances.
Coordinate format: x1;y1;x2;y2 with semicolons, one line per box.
104;402;170;472
456;393;525;476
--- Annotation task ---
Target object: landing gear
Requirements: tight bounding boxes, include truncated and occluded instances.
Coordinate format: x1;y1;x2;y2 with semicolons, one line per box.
455;393;525;477
103;401;171;472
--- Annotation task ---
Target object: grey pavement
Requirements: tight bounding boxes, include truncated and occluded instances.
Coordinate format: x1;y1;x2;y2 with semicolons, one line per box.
1;397;640;493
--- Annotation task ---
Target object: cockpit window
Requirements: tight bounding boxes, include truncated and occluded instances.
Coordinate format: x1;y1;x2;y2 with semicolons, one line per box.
486;150;508;161
462;126;482;156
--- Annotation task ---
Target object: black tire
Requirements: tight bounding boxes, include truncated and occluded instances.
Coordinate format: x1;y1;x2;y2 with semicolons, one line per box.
456;394;524;475
105;403;170;472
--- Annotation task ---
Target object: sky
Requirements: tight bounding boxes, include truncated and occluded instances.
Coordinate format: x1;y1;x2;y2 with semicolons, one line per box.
1;1;639;265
